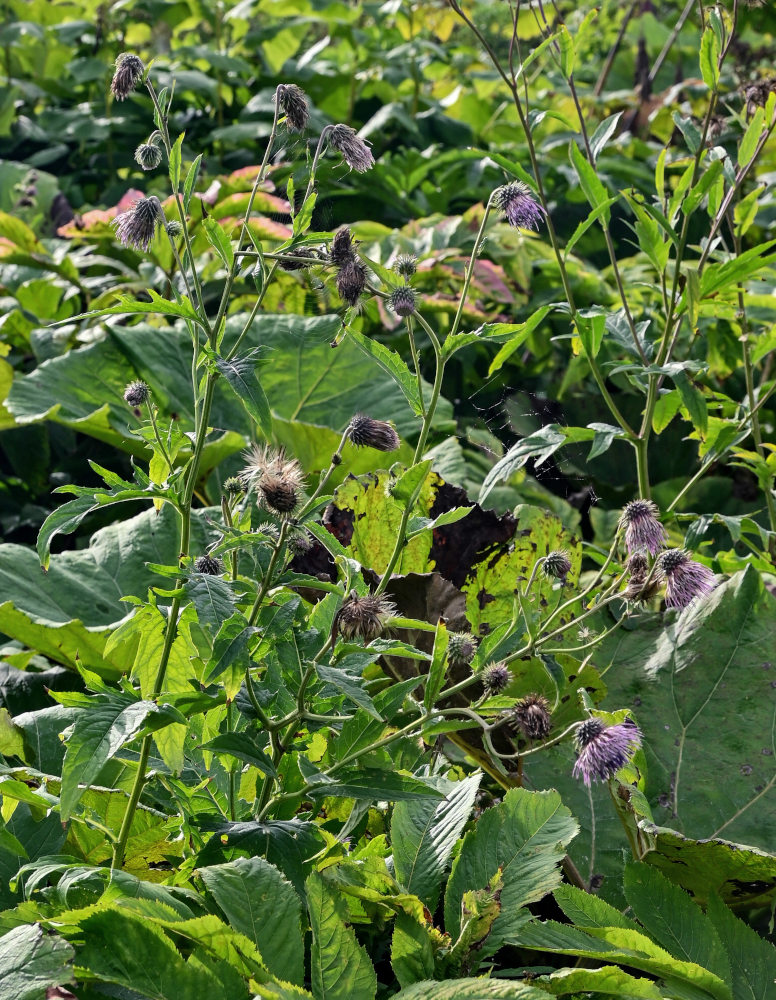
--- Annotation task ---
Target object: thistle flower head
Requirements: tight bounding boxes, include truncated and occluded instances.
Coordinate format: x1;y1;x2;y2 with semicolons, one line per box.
222;476;244;497
573;716;642;786
110;53;145;101
543;550;572;580
279;247;319;271
333;592;397;642
135;140;163;171
623;550;662;604
388;286;417;318
241;445;305;516
328;124;375;173
447;631;477;667
330;227;356;266
658;549;716;609
194;554;223;575
287;527;314;556
619;499;667;555
348;414;400;452
112;195;164;251
511;693;552;740
123;380;150;407
165;220;183;238
336;257;367;306
482;662;510;696
394;253;417;279
275;83;309;132
494;181;545;231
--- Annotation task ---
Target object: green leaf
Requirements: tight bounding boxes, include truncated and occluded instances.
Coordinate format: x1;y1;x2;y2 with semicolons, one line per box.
557;24;574;75
589;112;623;163
169;132;184;189
37;495;98;570
62;289;202;327
316;664;381;720
305;767;445;803
444;788;578;956
392;772;480;910
293;191;317;236
185;572;236;634
393;980;548;1000
673;370;707;437
214;350;272;435
307;870;377;1000
569;141;610;217
739;107;765;169
346;328;423;416
199;732;277;777
203;216;235;270
554;885;638;931
706;894;776;1000
199;857;304;984
183;153;203;213
576;311;606;360
0;924;74;1000
485;307;552;374
391;910;435;989
423;619;449;711
535;966;663;998
391;461;434;508
652;389;681;433
699;27;719;89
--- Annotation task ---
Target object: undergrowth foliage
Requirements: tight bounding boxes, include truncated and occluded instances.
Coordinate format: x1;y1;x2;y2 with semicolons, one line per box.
0;2;775;999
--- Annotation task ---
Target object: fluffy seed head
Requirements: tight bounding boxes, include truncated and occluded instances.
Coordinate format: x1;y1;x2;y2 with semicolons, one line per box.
658;549;716;609
619;499;667;555
330;227;356;266
494;181;545;231
388;286;417;317
328;124;375;173
123;380;150;406
394;253;417;278
110;53;145;101
135;141;162;171
194;554;223;575
512;693;552;740
447;631;477;667
573;717;642;786
275;83;309;132
241;445;305;516
348;414;400;452
482;662;510;696
336;258;367;306
333;592;396;642
543;550;572;580
112;195;164;251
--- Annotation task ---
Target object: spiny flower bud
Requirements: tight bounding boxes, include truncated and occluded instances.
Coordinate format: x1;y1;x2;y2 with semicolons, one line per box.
194;554;223;575
112;195;164;251
658;549;716;609
482;662;510;696
279;247;319;271
328;124;375;173
222;476;244;496
336;258;367;306
333;592;397;643
275;83;309;132
494;180;545;231
573;717;642;786
287;527;314;555
241;444;305;516
110;53;145;101
388;286;417;317
330;227;356;266
348;415;400;452
619;499;667;556
511;693;552;741
394;253;417;278
543;550;571;580
123;380;150;406
165;220;183;238
623;551;662;604
447;631;477;667
135;141;163;171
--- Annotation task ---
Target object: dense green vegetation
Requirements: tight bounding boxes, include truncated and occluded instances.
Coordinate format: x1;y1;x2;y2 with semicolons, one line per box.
1;1;775;998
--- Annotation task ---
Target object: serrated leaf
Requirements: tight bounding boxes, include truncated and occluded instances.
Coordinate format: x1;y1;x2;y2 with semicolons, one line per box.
391;910;435;989
0;924;74;1000
536;966;663;998
307;870;377;1000
199;732;277;777
346;328;423;416
183;153;203;212
185;572;236;634
37;495;98;570
169;132;184;189
423;619;448;711
305;767;444;803
699;27;719;89
706;894;776;1000
203;216;235;270
215;350;272;435
589;112;623;163
316;664;381;720
393;980;547;999
569;141;610;216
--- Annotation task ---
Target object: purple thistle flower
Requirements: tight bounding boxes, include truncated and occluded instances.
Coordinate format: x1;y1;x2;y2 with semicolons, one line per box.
110;53;144;101
336;257;367;306
388;286;417;317
112;195;164;251
619;499;667;556
573;717;642;786
482;662;510;696
494;181;545;231
348;414;400;452
328;124;375;173
659;549;716;609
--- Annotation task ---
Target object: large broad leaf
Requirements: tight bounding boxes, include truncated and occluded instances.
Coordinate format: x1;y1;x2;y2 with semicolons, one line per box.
306;870;377;1000
444;788;578;956
391;772;480;910
599;566;776;850
199;856;304;985
706;894;776;1000
0;924;74;1000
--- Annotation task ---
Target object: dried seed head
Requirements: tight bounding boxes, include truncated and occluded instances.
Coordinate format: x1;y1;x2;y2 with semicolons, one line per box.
279;247;319;271
112;195;164;251
134;141;163;171
222;476;244;496
328;123;375;173
744;77;776;114
330;227;356;266
388;286;417;317
447;631;477;667
512;693;552;741
241;444;305;516
348;414;400;452
394;253;417;278
658;548;716;609
494;180;545;231
482;662;510;696
194;554;223;575
275;83;309;132
623;551;662;604
123;380;150;406
336;257;367;306
619;499;667;555
573;716;642;786
110;53;145;101
543;550;572;580
333;592;397;642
